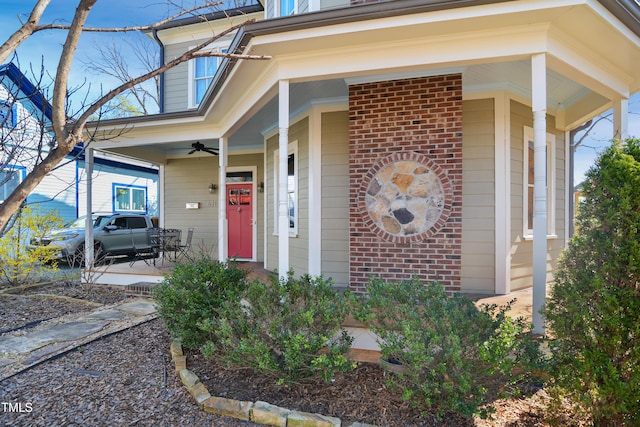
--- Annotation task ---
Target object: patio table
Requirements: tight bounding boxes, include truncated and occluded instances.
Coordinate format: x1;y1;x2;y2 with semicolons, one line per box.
149;228;182;264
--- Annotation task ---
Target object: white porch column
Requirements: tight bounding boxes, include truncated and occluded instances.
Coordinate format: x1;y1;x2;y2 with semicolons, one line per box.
531;53;548;335
308;108;322;276
613;97;629;141
218;137;228;262
158;164;165;228
278;80;290;279
494;93;511;295
84;147;94;268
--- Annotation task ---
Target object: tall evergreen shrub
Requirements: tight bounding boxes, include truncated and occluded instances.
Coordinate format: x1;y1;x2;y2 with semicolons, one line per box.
545;138;640;425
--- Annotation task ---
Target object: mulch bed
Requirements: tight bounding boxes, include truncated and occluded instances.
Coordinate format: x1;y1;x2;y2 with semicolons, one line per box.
0;319;257;427
187;348;519;426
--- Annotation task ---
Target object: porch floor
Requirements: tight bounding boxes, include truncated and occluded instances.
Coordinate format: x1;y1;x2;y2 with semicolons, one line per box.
89;259;536;323
86;258;275;287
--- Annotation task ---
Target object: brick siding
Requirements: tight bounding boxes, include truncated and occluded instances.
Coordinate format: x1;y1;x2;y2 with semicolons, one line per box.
348;75;463;293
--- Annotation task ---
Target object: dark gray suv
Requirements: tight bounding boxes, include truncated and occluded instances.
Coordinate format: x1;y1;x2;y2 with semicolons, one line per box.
31;213;154;263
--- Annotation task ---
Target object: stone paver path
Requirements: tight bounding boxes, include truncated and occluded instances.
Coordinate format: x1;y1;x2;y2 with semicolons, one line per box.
0;298;156;381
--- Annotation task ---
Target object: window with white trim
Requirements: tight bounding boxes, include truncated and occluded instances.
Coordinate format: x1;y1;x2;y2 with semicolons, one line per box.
189;48;227;107
113;184;147;213
274;140;298;235
0;167;23;203
523;126;555;237
0;100;16;128
280;0;295;16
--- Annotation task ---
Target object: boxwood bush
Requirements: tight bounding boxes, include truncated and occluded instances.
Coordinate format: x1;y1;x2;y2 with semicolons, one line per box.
201;273;354;384
545;139;640;425
357;277;542;417
152;256;248;349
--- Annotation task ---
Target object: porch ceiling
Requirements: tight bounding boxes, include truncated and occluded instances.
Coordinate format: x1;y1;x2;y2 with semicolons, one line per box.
109;60;597;160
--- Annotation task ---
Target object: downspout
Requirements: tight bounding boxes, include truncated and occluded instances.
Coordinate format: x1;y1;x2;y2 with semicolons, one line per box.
151;29;165;113
568;120;592;238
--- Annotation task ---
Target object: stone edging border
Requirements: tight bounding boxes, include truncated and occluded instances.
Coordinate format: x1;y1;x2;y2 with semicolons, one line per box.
169;339;378;427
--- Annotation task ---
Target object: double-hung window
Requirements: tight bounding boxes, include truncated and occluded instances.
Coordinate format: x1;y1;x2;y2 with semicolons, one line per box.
0;100;16;128
0;166;24;203
113;184;147;213
273;140;298;235
280;0;295;16
190;48;227;107
523;126;555;238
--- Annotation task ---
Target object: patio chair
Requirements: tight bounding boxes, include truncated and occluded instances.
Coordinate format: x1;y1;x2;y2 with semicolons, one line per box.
129;228;156;266
178;227;194;260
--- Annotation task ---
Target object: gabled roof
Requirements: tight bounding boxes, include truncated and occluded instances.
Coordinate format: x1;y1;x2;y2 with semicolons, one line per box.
0;63;157;173
87;0;640;160
150;2;264;31
0;62;53;122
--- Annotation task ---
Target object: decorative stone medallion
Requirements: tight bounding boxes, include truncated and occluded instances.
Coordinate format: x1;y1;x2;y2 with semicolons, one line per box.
362;152;450;242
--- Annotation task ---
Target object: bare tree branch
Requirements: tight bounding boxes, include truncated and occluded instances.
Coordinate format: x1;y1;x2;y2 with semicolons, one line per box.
0;1;269;232
28;2;225;34
76;19;269;127
51;0;97;144
0;0;51;64
82;37;159;115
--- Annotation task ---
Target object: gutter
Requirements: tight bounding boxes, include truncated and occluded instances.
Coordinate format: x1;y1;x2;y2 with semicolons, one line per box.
153;3;265;30
151;29;165;114
598;0;640;35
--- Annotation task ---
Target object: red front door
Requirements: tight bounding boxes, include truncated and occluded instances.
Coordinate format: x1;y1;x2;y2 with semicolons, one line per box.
227;183;253;259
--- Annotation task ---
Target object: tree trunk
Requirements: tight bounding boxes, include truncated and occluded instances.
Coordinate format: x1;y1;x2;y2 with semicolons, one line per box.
0;134;78;230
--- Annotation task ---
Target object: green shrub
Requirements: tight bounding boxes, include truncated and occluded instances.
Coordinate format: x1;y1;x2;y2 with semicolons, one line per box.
201;273;354;383
545;139;640;425
152;256;248;349
358;277;541;417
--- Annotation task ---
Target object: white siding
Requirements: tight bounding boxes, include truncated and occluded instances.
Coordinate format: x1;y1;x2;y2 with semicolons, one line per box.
29;162;77;223
76;162;159;218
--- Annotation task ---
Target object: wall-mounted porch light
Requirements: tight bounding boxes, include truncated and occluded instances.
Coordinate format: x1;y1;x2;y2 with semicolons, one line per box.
208;183;218;194
258;181;264;193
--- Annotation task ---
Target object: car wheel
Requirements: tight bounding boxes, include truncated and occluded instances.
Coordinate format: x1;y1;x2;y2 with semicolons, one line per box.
71;242;106;267
93;242;106;265
70;244;85;267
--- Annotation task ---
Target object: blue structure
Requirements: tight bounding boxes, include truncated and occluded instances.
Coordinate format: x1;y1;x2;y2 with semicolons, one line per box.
0;63;158;223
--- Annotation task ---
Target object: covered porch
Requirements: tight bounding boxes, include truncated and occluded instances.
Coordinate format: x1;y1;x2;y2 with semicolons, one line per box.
88;259;276;288
87;0;640;336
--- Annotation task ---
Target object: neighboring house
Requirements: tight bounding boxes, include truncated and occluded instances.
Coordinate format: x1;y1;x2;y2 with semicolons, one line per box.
90;0;640;303
0;63;159;224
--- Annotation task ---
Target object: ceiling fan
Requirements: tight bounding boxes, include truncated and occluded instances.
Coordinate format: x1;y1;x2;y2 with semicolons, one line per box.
188;141;218;155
